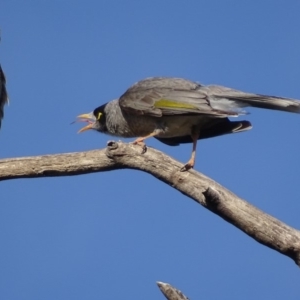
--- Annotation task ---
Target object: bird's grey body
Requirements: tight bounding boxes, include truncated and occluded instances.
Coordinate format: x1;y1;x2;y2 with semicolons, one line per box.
77;76;300;169
102;99;220;139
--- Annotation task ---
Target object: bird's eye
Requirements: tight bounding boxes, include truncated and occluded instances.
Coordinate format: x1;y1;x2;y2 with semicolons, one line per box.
96;112;102;120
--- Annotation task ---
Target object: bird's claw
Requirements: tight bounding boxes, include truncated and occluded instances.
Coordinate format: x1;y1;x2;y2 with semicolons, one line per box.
180;161;194;172
133;140;147;154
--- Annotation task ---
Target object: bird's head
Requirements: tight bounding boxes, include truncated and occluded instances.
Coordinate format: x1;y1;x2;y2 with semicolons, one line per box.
76;104;107;133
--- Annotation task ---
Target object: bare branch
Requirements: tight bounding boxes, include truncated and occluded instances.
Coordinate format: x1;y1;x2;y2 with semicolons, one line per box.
1;141;300;266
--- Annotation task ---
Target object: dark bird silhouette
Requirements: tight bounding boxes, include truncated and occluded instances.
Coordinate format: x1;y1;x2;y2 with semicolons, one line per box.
0;64;8;129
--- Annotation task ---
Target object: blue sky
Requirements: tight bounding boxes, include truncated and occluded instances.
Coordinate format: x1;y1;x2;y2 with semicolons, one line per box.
1;1;300;299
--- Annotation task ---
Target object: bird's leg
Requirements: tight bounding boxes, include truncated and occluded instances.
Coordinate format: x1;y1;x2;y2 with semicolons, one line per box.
133;132;158;144
133;130;161;154
181;131;200;172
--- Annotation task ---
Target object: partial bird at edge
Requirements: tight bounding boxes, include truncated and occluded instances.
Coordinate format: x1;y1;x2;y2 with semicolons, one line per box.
0;64;8;129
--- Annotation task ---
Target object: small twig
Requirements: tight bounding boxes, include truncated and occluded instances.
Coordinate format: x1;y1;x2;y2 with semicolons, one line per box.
157;282;189;300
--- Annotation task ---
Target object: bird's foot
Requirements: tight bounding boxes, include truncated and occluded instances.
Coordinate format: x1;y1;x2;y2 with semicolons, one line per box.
132;138;147;154
180;159;194;172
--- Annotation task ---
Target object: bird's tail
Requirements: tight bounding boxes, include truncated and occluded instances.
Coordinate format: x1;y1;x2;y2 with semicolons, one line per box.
208;85;300;114
230;94;300;114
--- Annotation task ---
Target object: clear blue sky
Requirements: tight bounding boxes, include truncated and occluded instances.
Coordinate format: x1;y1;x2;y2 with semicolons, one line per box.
1;1;300;299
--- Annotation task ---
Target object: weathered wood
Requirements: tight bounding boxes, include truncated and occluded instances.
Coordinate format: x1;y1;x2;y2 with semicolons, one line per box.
157;282;190;300
1;141;300;266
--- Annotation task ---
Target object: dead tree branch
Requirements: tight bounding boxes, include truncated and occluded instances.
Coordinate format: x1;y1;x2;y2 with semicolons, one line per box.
157;282;190;300
1;141;300;266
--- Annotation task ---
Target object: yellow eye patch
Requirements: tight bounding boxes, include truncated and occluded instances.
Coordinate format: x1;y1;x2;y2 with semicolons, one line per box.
96;112;102;120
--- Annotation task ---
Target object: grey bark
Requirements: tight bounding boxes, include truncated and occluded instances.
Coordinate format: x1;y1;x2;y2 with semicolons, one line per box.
157;282;189;300
1;141;300;266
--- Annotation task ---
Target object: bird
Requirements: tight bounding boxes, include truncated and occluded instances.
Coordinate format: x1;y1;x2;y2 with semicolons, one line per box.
76;77;300;171
0;64;8;129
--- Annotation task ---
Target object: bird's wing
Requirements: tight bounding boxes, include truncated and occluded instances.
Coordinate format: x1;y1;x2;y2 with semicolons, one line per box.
0;64;8;128
119;77;300;117
119;77;238;118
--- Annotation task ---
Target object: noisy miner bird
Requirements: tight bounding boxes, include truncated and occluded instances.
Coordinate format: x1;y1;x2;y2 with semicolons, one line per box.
76;77;300;171
0;64;8;129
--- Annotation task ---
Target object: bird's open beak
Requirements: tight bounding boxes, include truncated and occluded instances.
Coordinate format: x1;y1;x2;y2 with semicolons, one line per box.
76;113;95;133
